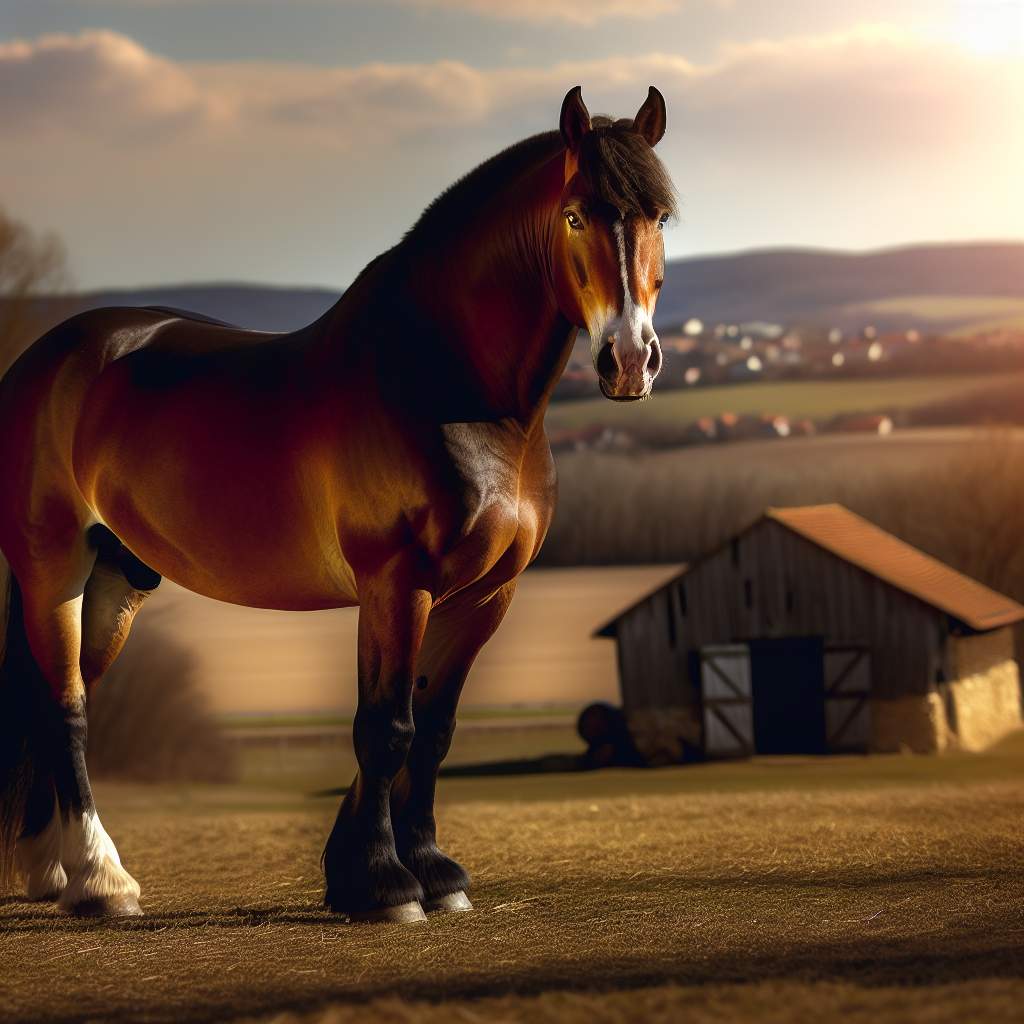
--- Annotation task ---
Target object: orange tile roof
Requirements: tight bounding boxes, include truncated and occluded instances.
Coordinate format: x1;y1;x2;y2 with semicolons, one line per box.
766;504;1024;630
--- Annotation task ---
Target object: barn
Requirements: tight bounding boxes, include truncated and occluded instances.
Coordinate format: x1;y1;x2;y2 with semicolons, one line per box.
595;504;1024;760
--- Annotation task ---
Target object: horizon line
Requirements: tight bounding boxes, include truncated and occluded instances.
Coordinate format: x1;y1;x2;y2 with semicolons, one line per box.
68;237;1024;296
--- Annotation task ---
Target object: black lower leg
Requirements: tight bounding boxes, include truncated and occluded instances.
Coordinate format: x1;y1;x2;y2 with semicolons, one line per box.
323;701;423;914
394;701;469;900
20;761;57;839
50;698;94;820
15;674;60;841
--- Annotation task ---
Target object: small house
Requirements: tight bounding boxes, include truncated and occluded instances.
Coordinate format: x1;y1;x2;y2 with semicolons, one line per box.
595;505;1024;760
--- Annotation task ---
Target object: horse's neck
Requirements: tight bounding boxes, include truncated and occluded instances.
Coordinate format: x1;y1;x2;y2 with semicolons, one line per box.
400;151;574;430
313;141;575;431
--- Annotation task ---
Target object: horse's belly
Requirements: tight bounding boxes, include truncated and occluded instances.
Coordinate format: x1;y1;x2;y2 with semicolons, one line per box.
76;421;358;610
92;483;358;611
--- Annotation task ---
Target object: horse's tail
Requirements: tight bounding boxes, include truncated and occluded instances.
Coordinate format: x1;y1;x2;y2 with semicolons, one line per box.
0;553;43;890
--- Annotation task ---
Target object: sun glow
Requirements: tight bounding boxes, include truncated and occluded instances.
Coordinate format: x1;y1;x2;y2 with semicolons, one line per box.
952;0;1024;56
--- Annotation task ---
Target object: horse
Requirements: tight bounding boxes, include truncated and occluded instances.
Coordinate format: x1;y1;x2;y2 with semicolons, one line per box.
0;85;677;923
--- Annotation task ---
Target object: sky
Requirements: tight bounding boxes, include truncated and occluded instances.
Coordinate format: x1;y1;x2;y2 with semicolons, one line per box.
1;0;1022;290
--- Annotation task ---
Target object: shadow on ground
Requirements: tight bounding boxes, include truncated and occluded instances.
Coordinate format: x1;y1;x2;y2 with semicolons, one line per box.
3;739;1023;1024
313;752;592;797
4;900;1022;1024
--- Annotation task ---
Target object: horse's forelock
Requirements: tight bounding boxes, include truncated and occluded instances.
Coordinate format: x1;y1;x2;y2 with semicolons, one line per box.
576;119;678;220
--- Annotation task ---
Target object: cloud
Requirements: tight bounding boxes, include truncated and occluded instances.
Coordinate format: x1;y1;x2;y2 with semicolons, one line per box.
68;0;691;25
0;31;215;138
1;26;1021;287
10;25;1013;151
400;0;680;25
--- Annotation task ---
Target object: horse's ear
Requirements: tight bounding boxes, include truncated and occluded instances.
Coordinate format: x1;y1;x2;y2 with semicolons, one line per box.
560;86;592;152
633;86;666;148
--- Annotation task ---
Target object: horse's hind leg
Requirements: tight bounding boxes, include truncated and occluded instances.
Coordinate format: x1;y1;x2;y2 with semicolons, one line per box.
16;535;145;917
391;581;516;912
79;526;160;688
13;745;65;901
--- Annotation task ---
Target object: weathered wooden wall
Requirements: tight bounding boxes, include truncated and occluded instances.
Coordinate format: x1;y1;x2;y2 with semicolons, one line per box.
617;519;947;711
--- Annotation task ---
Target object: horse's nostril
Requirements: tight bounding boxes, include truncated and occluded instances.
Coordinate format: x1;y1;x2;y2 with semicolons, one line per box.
647;340;663;377
596;344;617;380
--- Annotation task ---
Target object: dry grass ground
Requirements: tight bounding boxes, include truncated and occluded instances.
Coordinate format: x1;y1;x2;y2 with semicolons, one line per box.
2;728;1022;1024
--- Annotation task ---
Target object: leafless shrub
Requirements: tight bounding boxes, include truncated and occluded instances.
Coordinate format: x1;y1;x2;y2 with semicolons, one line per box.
87;620;237;783
848;433;1024;605
0;206;72;372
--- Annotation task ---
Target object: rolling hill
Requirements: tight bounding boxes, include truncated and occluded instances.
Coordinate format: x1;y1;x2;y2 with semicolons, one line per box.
49;240;1024;335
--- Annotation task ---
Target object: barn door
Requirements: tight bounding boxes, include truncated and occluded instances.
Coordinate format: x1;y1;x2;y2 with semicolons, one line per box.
699;644;753;758
823;646;871;751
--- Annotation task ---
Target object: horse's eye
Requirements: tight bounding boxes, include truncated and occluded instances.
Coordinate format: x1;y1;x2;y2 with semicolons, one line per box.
658;214;669;230
565;211;584;231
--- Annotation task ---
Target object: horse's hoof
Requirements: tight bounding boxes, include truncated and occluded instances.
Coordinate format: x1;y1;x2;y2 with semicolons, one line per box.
69;893;144;918
423;890;473;913
347;900;427;925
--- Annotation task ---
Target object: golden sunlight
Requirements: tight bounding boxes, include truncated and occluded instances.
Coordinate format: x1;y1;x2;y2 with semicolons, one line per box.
952;0;1024;56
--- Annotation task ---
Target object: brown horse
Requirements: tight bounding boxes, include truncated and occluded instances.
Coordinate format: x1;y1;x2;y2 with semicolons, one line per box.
0;86;677;922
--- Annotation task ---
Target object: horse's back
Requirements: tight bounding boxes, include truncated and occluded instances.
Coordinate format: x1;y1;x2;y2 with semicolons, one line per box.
0;306;286;540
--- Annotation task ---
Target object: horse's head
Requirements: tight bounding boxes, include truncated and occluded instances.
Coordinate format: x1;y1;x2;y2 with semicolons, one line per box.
552;86;677;401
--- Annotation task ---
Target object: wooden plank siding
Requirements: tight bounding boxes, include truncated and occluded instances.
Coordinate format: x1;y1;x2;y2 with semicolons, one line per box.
618;519;947;711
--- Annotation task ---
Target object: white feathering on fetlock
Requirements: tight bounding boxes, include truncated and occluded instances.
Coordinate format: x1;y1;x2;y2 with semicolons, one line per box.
57;810;140;911
15;806;67;901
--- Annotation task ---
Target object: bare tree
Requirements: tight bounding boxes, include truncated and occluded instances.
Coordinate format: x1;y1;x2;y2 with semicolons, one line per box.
0;206;71;372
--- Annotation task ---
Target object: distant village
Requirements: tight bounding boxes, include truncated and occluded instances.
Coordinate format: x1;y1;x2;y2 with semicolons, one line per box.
551;319;1024;453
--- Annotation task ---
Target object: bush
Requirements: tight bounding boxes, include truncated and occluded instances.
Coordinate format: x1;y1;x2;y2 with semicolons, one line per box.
87;618;237;783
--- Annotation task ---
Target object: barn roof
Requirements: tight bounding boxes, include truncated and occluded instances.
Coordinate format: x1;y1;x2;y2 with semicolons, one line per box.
764;504;1024;630
594;503;1024;636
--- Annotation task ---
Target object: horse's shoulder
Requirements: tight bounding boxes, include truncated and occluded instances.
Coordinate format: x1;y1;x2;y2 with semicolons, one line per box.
437;420;547;528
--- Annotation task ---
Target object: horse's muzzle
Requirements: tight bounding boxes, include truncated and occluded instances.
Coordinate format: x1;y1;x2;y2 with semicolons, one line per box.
595;332;661;401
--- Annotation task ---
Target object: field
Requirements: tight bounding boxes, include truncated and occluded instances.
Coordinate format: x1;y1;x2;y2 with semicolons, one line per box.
121;430;1017;719
544;371;1024;432
2;726;1023;1023
5;429;1022;1023
130;566;675;717
841;294;1024;332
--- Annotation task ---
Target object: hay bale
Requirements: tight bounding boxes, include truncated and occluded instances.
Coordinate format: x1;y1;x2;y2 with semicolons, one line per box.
576;702;642;768
626;707;701;766
870;693;951;754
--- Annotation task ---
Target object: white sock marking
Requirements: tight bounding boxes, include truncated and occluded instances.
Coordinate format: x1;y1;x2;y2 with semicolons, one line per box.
15;803;67;901
58;809;140;909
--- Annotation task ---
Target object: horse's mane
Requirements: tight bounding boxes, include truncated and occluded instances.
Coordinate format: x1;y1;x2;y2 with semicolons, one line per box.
405;119;677;247
577;117;678;220
404;132;563;246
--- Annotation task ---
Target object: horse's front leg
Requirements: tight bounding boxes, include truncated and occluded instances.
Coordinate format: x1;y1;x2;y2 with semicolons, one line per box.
391;581;516;912
323;565;432;923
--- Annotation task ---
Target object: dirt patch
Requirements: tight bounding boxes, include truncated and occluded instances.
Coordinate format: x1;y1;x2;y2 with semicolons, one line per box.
2;740;1023;1023
252;980;1024;1024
